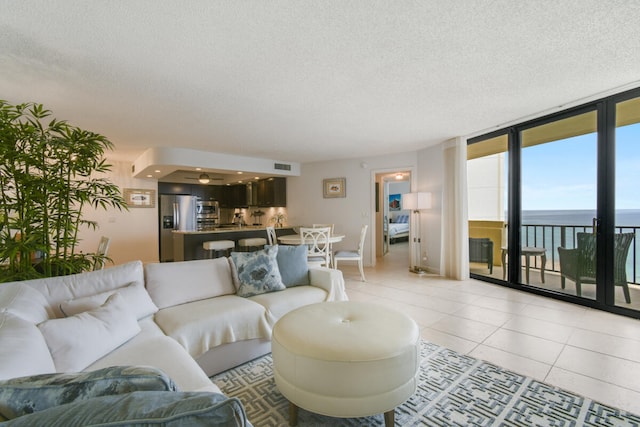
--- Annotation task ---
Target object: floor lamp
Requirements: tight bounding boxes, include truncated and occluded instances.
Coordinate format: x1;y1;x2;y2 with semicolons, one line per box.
402;192;432;274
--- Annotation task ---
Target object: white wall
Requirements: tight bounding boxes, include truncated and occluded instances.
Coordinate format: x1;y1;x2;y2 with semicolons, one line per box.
76;160;158;266
467;153;505;221
287;151;418;267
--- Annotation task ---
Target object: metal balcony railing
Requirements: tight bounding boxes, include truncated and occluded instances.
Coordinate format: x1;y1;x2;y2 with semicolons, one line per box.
521;224;640;285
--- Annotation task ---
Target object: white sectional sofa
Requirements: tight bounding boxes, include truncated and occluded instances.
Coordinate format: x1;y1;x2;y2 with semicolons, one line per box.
0;251;347;423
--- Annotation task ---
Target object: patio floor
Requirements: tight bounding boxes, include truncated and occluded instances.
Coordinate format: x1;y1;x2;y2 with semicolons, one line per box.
470;263;640;311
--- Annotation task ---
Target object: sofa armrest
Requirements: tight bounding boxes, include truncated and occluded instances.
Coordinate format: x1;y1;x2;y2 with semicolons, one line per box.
308;267;348;301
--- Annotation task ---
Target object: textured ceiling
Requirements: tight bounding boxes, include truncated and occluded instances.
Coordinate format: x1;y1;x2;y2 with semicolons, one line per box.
1;1;639;165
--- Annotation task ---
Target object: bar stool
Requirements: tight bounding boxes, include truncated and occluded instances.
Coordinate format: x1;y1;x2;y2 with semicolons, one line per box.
203;240;235;258
238;237;267;252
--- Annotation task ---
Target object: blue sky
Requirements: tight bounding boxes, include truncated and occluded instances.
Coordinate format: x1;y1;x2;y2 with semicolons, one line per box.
519;123;640;211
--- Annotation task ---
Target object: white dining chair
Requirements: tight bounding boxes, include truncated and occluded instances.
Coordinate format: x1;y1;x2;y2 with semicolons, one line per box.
266;226;277;246
333;225;368;281
313;223;334;233
94;236;111;270
313;223;335;264
300;227;331;268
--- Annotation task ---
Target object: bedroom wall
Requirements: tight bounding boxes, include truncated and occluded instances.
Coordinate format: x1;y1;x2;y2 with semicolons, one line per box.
387;181;410;221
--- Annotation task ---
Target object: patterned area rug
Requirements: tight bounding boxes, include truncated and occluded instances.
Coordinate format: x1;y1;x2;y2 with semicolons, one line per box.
212;341;640;426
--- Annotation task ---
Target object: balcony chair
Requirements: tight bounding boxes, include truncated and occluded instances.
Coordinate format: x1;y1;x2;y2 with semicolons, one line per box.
299;227;331;268
558;232;634;303
469;237;493;274
333;224;368;281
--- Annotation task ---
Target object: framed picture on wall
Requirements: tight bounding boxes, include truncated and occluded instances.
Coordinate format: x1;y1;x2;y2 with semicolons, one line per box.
389;193;401;211
323;178;346;198
123;188;156;208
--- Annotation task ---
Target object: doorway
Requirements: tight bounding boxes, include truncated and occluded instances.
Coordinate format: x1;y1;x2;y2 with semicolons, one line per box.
375;171;411;260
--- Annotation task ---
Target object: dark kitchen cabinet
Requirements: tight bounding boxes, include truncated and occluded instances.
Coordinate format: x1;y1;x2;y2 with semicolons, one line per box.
231;184;249;208
257;177;286;207
191;185;218;201
158;182;192;195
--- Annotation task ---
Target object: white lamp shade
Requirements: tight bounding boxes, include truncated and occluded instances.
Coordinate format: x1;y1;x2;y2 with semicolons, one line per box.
402;192;431;210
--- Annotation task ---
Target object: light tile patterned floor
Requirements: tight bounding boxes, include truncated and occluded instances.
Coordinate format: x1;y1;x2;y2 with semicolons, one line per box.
337;242;640;415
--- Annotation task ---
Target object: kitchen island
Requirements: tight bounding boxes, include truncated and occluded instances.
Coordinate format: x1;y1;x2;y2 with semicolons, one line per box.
172;226;297;261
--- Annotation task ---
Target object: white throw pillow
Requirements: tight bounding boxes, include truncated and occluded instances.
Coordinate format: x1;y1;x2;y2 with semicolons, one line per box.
38;293;141;372
59;282;158;320
0;283;53;324
0;311;56;380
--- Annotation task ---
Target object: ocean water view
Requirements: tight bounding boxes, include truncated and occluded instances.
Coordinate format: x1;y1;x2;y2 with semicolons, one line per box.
522;209;640;227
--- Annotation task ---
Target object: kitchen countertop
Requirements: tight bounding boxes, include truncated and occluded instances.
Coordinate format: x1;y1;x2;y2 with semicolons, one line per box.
173;225;293;234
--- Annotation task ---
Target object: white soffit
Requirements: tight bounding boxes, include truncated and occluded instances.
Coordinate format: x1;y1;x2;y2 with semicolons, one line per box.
133;147;300;180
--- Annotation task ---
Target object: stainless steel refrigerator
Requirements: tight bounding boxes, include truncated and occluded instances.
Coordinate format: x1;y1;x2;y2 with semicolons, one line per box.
159;195;198;262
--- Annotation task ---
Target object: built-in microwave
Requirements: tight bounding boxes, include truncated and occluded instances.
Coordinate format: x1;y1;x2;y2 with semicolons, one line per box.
197;200;219;216
196;200;219;230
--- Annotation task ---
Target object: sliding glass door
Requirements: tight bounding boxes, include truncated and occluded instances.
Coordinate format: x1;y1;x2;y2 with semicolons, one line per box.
520;110;598;298
468;87;640;318
614;95;640;310
467;134;508;281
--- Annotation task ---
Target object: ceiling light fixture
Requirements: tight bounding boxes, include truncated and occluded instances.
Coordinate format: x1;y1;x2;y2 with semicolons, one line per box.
198;173;210;184
395;173;403;180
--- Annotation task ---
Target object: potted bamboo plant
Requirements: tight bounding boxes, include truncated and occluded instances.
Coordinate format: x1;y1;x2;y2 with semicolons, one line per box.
0;100;127;281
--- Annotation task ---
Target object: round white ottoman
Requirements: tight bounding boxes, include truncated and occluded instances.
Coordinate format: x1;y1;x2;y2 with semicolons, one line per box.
272;301;420;426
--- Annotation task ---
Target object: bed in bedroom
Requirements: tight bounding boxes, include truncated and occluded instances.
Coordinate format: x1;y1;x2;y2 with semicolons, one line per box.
386;214;409;243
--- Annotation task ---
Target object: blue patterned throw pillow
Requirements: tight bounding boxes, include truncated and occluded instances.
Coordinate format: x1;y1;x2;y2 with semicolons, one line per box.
231;245;285;297
0;366;178;420
2;392;248;427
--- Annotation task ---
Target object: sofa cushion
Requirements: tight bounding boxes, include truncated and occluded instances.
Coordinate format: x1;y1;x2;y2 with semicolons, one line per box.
0;366;178;420
59;282;158;320
16;260;145;318
0;391;248;427
154;295;271;359
265;244;310;287
0;283;53;324
38;293;140;372
145;258;236;309
249;285;328;326
231;246;286;297
0;311;56;381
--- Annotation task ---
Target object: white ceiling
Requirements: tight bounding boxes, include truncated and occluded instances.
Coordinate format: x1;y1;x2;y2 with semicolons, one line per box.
1;1;639;167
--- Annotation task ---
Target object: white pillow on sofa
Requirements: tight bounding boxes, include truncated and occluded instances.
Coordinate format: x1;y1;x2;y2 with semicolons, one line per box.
0;283;53;324
0;311;56;380
38;293;141;372
59;282;158;320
